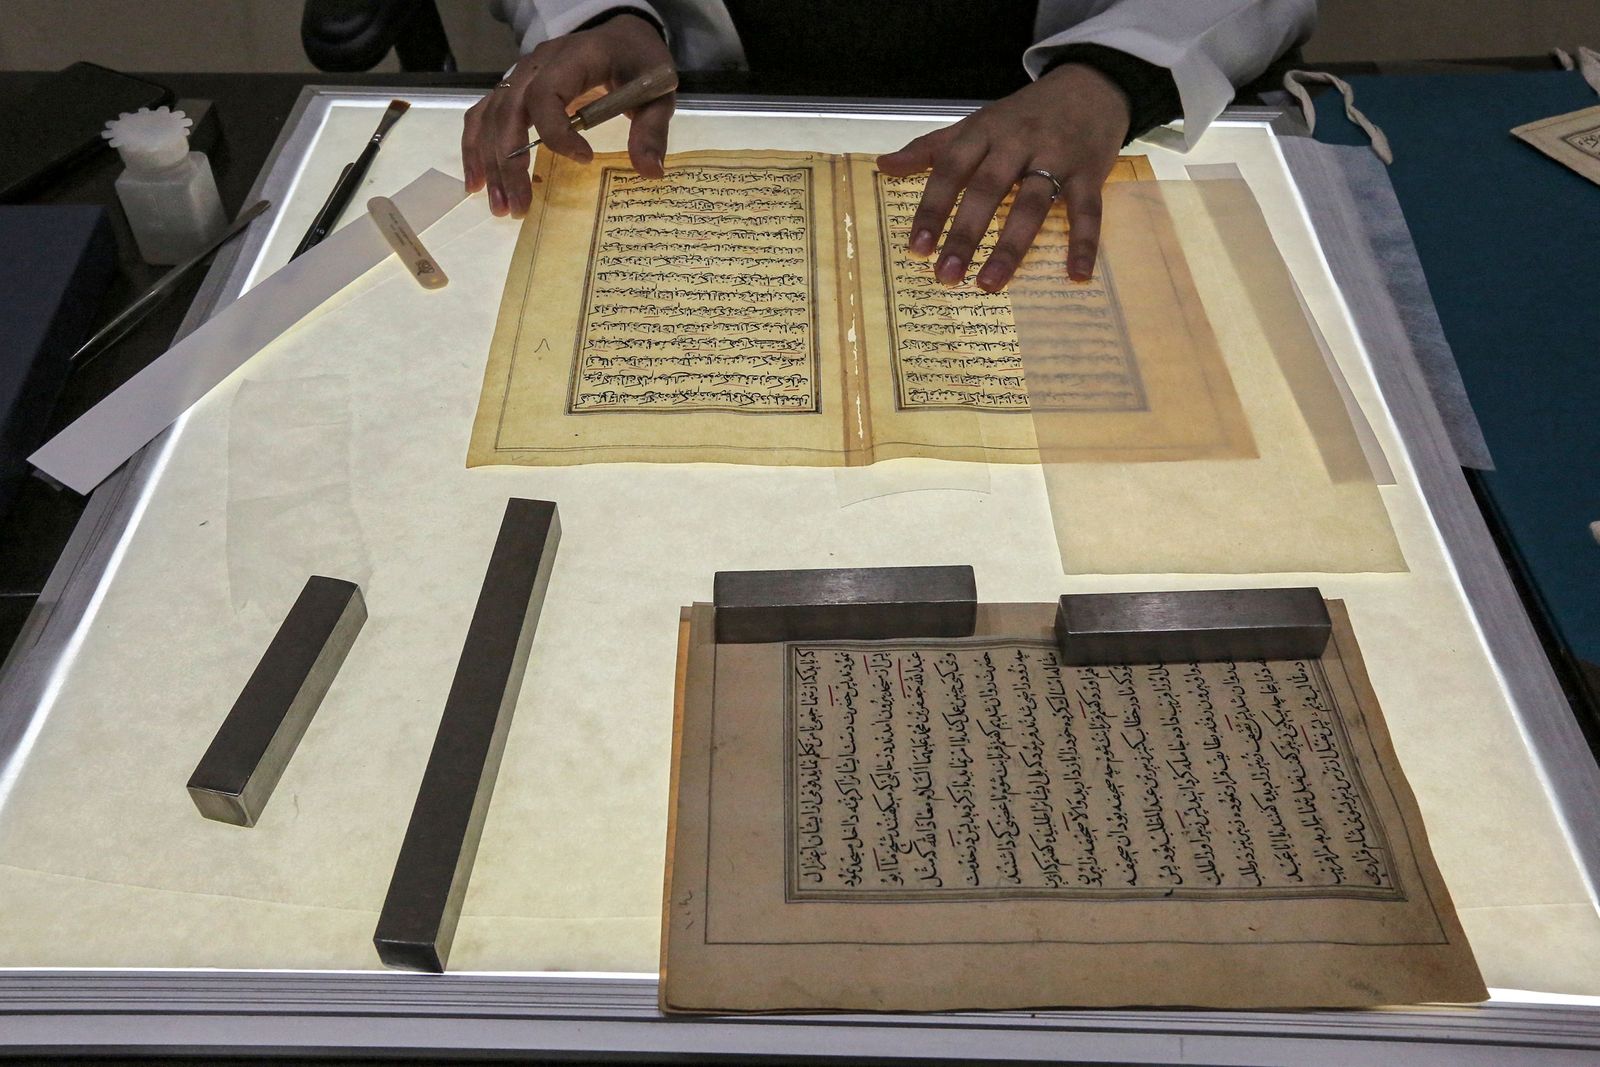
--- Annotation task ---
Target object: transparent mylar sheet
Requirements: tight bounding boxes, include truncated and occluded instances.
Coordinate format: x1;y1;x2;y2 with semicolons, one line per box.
1018;178;1405;575
0;104;1594;997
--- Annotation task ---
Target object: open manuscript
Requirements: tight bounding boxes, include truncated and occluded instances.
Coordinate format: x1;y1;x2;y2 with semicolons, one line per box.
662;601;1485;1012
468;150;1255;466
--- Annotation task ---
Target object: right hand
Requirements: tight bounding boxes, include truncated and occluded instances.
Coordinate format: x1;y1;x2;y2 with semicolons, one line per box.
462;13;675;217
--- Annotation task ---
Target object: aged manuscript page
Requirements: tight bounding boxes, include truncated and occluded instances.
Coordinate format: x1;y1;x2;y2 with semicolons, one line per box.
662;601;1485;1012
471;151;850;464
464;149;1252;468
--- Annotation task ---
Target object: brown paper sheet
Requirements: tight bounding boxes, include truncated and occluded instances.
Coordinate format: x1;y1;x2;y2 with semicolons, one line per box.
661;600;1484;1012
466;150;1162;467
1023;180;1406;574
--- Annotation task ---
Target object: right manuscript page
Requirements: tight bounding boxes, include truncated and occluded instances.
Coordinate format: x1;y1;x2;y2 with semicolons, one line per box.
848;154;1255;465
663;601;1485;1013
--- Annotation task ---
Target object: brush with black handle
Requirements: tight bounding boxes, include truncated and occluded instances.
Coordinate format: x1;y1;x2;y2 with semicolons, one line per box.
291;99;410;260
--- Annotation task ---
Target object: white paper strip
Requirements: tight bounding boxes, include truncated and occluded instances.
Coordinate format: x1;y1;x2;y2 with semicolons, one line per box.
30;168;467;495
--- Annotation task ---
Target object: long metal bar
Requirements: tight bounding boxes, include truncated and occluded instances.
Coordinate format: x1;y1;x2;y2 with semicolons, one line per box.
187;575;366;827
1054;587;1330;665
374;498;560;973
713;564;976;643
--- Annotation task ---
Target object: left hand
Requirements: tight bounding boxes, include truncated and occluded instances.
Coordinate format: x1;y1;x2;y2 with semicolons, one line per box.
877;63;1132;292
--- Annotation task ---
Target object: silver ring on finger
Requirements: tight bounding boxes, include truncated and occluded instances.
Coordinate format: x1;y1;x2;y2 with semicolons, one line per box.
494;80;514;90
1021;167;1062;202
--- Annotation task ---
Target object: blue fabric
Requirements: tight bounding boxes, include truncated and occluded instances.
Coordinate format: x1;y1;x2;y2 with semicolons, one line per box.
1315;71;1600;666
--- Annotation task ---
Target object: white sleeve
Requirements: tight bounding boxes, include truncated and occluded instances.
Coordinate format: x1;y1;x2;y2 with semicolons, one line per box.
1024;0;1317;146
489;0;744;70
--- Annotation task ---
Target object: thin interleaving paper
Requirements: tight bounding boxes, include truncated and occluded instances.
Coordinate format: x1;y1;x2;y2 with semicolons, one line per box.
1022;180;1406;574
662;601;1485;1012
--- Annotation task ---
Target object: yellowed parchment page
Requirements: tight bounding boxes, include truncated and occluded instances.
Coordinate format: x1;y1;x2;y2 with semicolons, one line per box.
662;601;1485;1012
468;150;853;465
849;155;1195;463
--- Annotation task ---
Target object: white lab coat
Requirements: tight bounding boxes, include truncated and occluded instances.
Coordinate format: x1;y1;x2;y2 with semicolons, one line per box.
490;0;1317;145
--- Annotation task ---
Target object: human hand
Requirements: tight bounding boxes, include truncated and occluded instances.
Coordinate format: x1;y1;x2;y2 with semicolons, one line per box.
876;63;1131;291
462;13;675;217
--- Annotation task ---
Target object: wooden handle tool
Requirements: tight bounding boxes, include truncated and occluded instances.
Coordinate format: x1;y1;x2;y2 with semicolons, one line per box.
505;64;678;159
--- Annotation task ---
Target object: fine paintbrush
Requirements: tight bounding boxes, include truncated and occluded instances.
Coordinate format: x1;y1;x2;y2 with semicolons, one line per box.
504;65;678;158
291;98;410;259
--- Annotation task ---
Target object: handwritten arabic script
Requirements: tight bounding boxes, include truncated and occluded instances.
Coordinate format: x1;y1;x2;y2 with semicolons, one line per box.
570;166;820;414
876;173;1146;414
785;640;1399;902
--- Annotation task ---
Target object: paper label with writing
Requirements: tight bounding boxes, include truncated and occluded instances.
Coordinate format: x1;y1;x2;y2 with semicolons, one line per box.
1511;103;1600;186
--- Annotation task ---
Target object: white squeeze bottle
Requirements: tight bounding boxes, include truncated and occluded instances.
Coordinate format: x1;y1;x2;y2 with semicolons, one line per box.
102;106;227;264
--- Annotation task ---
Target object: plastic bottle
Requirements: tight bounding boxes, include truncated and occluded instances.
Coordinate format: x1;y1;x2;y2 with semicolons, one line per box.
102;106;227;265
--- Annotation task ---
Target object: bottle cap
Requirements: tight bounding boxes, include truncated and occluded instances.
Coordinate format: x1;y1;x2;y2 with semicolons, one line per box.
102;106;193;171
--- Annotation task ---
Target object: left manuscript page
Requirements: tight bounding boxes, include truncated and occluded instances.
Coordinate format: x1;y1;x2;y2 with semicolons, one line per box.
468;150;856;466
